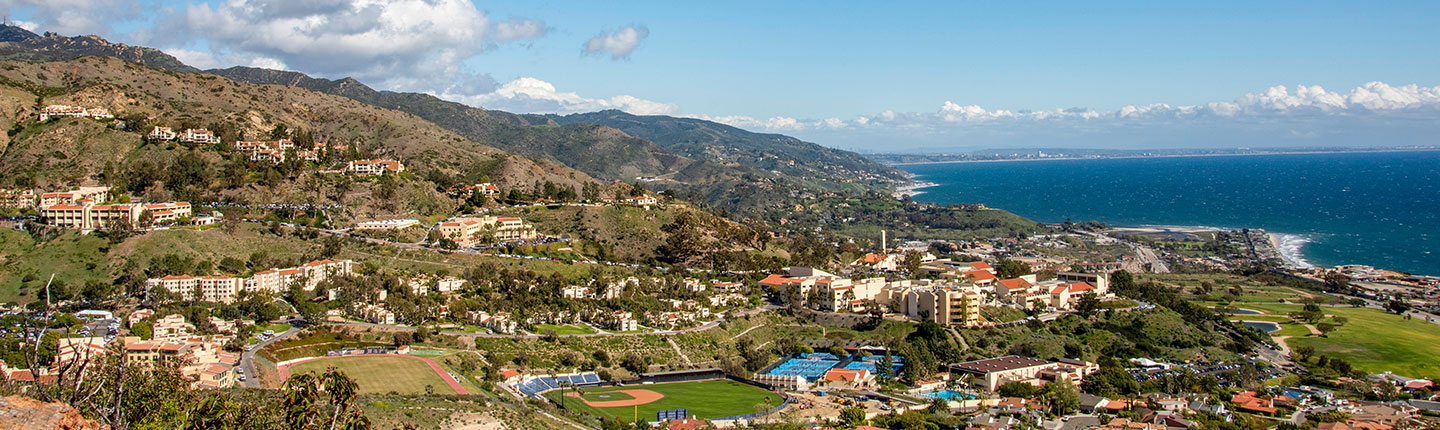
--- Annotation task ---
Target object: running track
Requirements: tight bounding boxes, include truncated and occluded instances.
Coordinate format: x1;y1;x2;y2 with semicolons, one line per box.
278;354;469;394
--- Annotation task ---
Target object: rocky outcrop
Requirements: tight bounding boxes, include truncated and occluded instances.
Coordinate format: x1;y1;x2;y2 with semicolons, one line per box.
0;395;105;430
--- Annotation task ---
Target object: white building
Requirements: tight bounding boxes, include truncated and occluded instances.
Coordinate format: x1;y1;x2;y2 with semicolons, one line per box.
347;159;404;176
145;259;354;303
355;218;419;230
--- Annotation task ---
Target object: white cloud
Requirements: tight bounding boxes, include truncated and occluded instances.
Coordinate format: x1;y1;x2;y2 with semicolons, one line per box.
840;82;1440;130
166;48;287;71
450;77;678;115
140;0;546;95
783;82;1440;151
2;0;140;36
495;19;549;42
583;25;649;60
685;114;820;132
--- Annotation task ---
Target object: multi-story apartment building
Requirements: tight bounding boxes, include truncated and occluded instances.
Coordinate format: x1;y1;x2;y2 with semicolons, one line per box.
347;159;404;175
760;267;892;312
120;315;242;389
448;183;500;197
38;105;113;121
148;126;177;141
39;186;110;207
178;128;222;145
436;216;538;245
0;188;36;209
354;218;420;230
40;201;191;230
354;303;396;324
145;259;354;303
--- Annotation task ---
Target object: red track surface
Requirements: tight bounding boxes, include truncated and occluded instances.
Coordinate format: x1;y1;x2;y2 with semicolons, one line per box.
278;354;469;394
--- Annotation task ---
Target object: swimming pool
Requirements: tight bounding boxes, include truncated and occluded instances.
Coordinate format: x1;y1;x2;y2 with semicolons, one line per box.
918;390;972;401
1242;321;1281;333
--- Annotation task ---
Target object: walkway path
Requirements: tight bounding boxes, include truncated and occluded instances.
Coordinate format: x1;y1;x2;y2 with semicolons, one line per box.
666;337;694;367
278;354;470;395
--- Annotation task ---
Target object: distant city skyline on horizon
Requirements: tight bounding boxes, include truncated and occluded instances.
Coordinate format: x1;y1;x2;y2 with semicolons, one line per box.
5;0;1439;151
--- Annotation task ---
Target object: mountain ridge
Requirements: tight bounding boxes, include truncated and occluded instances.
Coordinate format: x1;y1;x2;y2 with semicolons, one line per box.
0;25;911;215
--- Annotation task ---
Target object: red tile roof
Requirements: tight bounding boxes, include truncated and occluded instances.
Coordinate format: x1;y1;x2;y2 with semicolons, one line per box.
964;270;996;281
1050;282;1095;295
998;278;1032;290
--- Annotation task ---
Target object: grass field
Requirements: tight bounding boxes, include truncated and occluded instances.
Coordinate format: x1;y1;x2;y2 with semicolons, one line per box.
255;323;292;333
288;356;456;395
533;324;597;335
1236;303;1440;378
546;380;782;421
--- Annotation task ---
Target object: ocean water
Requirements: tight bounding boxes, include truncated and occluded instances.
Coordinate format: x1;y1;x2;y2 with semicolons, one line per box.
900;151;1440;275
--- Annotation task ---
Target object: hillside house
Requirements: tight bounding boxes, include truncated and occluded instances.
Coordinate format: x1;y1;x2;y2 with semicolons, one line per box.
178;128;221;145
347;159;404;175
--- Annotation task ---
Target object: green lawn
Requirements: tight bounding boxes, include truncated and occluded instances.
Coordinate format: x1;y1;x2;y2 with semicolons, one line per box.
1238;304;1440;378
981;306;1027;324
545;379;782;421
255;323;291;333
288;356;456;395
533;324;596;335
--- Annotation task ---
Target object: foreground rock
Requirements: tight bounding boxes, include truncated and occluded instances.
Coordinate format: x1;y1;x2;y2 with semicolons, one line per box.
0;395;105;430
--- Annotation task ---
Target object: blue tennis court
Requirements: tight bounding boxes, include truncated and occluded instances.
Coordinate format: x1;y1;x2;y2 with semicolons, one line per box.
764;357;841;380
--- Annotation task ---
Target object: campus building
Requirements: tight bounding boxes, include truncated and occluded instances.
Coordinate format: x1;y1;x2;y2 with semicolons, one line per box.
347;159;404;175
904;285;983;327
144;259;354;303
40;201;191;230
39;186;110;207
0;188;36;209
437;215;538;245
354;218;420;230
949;355;1098;391
178;129;221;145
39;105;112;121
148;126;176;141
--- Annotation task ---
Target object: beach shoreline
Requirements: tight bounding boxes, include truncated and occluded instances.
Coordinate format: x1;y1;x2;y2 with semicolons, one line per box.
893;180;938;199
1270;232;1315;269
1108;224;1316;270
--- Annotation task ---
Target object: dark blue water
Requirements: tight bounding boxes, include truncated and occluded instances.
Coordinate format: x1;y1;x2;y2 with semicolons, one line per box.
900;151;1440;275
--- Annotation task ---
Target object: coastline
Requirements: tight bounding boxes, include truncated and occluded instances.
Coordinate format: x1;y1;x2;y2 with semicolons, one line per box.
1270;232;1316;269
893;180;938;199
887;148;1440;166
1110;224;1317;270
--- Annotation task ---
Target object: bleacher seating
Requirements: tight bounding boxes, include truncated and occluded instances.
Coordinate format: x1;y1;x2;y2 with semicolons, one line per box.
512;372;602;398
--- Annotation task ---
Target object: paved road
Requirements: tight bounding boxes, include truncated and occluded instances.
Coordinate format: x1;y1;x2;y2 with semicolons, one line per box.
1134;244;1171;273
240;326;300;388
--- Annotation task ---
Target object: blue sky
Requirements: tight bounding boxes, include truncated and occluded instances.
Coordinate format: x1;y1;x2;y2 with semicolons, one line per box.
7;0;1440;151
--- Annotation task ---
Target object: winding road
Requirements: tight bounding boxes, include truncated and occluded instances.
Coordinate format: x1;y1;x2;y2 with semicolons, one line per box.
240;326;300;388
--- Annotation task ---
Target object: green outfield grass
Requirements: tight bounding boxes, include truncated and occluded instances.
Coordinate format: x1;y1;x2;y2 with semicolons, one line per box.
1237;303;1440;378
288;356;456;395
533;324;597;335
546;379;782;421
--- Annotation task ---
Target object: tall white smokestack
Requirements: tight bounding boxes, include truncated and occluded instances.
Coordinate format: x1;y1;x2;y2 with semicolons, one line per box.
882;230;887;251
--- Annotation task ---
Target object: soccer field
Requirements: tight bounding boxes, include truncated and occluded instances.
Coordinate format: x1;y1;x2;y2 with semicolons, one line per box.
287;356;458;395
545;379;783;421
